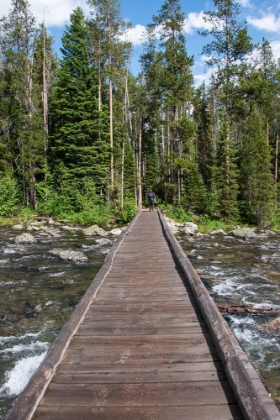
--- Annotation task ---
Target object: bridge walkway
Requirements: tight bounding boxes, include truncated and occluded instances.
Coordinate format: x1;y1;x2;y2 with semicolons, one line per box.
7;210;279;420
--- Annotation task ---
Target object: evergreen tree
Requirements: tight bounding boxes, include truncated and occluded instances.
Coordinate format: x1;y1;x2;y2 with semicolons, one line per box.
194;83;212;191
183;162;208;213
50;7;109;200
212;112;239;221
0;0;44;208
239;105;274;225
199;0;253;219
87;0;132;197
141;0;194;203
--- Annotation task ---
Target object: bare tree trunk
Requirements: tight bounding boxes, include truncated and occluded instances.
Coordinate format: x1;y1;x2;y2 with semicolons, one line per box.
137;116;143;210
109;77;114;191
275;128;279;184
42;23;48;186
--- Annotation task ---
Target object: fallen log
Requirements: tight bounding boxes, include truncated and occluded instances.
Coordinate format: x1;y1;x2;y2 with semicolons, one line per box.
217;303;280;315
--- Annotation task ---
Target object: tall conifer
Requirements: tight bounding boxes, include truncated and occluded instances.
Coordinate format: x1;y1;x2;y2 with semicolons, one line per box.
51;7;109;197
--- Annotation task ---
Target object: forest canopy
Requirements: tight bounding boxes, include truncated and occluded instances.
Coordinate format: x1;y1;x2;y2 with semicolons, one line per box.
0;0;279;228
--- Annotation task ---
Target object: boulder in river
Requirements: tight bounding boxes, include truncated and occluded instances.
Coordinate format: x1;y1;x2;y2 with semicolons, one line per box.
109;228;123;236
48;249;88;263
14;233;37;244
183;222;199;236
83;224;108;237
167;221;179;234
11;224;24;230
210;229;226;236
229;227;258;240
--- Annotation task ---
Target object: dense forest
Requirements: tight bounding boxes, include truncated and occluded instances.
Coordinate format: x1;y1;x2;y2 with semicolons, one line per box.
0;0;279;228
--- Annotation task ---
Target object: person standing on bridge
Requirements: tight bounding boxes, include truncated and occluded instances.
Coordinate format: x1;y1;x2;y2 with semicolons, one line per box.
148;189;155;211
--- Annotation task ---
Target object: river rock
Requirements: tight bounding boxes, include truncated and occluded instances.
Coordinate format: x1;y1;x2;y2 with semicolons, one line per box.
210;229;226;236
95;238;113;246
265;317;280;333
183;222;199;236
48;249;88;263
167;221;179;234
109;228;123;236
39;227;61;238
83;224;108;237
230;228;258;240
11;224;24;230
61;225;77;232
14;233;37;244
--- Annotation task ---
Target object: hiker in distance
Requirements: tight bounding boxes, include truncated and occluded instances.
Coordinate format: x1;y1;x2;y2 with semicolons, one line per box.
148;189;156;211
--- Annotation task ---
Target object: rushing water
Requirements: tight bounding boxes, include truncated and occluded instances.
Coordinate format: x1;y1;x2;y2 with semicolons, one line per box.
1;223;280;418
179;229;280;411
0;224;109;419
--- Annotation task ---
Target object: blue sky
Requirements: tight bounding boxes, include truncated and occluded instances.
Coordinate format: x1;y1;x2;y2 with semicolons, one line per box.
2;0;280;84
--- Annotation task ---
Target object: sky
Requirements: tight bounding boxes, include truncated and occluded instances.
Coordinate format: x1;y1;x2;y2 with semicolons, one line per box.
1;0;280;85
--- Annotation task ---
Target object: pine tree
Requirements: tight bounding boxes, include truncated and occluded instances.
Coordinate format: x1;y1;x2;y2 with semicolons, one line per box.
0;0;44;209
239;104;274;225
199;0;253;220
50;7;109;200
87;0;131;198
212;112;239;221
141;0;194;203
194;83;212;191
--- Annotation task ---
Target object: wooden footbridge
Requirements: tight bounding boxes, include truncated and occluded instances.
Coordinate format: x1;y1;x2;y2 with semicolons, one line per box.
6;211;280;420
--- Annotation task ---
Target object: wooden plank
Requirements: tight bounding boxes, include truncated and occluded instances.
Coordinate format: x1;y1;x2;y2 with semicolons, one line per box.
34;404;244;420
52;364;228;384
40;381;238;406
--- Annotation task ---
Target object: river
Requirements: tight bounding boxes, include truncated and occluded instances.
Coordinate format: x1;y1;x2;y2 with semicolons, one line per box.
0;222;280;418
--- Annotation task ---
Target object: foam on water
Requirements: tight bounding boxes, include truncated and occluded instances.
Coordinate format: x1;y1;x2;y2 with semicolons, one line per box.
227;315;280;368
0;352;46;396
0;340;49;355
0;331;43;346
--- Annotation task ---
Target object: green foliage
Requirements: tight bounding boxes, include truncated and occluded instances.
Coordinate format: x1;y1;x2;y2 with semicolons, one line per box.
51;7;109;192
182;163;208;213
165;206;194;224
115;200;137;224
0;175;20;216
198;214;236;233
70;206;112;227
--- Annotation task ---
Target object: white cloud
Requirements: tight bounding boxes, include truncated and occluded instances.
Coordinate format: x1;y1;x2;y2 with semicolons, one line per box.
1;0;91;28
122;24;147;46
247;13;280;33
184;11;212;34
194;66;214;86
270;40;280;60
238;0;251;7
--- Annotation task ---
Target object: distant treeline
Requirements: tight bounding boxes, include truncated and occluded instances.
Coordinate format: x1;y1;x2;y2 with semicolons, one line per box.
0;0;279;227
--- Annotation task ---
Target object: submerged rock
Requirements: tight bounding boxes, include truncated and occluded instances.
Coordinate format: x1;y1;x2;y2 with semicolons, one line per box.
95;238;113;246
48;249;88;263
39;227;61;238
14;233;37;244
265;317;280;333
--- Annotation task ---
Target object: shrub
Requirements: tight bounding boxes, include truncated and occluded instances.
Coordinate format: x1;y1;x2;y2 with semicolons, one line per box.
115;200;137;224
0;175;20;216
165;206;194;224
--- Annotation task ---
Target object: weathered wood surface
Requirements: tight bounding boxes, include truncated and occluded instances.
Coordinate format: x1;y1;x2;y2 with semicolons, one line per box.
6;210;279;420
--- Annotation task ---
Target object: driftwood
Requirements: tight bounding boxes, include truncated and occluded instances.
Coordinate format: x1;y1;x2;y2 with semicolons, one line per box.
217;303;280;315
